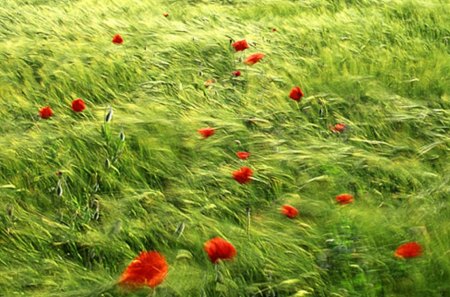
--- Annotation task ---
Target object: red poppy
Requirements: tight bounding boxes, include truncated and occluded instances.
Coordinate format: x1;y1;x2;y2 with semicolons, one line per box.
112;34;123;44
204;237;237;263
71;98;86;112
231;39;249;52
281;205;298;219
232;70;241;77
336;193;354;205
232;166;253;184
289;86;304;101
236;151;250;160
330;123;346;133
39;106;53;119
118;251;168;289
244;53;265;65
198;127;215;138
394;242;422;259
163;12;169;17
204;79;215;87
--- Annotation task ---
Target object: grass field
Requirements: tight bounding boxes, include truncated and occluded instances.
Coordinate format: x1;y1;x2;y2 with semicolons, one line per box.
0;0;449;296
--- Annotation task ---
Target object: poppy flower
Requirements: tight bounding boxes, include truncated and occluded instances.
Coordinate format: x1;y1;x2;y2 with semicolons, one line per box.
330;123;347;133
272;28;277;32
39;106;53;119
71;98;86;112
289;86;304;101
204;237;237;263
232;70;241;77
236;151;250;160
204;79;215;87
231;39;249;52
232;166;253;184
244;53;265;65
336;193;354;205
119;251;168;289
163;12;169;17
394;242;422;259
198;127;215;138
112;34;123;44
281;205;298;219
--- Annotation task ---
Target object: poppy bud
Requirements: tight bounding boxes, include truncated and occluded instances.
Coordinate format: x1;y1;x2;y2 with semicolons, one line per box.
93;199;100;221
175;222;185;238
6;204;13;218
105;106;114;123
119;131;126;142
56;181;63;197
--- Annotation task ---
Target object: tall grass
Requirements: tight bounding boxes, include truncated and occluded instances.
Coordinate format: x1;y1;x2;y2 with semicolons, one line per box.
0;0;449;296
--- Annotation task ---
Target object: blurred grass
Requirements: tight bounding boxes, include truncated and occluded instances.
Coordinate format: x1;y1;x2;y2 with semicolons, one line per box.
0;0;449;296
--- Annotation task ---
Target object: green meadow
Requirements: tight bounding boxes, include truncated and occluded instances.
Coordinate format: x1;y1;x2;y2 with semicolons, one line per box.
0;0;449;296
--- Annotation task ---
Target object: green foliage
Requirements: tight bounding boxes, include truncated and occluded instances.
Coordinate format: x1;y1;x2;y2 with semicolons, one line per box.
0;0;449;296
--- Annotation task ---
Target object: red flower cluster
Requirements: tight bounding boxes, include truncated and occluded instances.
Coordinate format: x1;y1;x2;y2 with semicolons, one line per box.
34;20;426;289
198;127;215;138
232;39;249;52
236;151;250;160
39;98;87;119
336;193;354;205
119;251;168;289
289;86;304;101
281;205;298;219
230;38;264;72
394;242;422;259
204;237;237;263
232;166;253;184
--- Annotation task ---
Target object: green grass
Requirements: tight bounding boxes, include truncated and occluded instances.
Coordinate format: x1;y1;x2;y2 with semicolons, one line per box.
0;0;449;296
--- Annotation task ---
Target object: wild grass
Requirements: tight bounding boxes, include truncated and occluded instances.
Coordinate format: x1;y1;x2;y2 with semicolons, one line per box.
0;0;449;296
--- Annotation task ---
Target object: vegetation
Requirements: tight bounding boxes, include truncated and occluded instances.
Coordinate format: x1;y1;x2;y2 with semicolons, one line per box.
0;0;449;296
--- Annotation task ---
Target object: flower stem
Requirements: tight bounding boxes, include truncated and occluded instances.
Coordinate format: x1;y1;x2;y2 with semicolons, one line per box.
246;206;251;236
148;288;156;297
214;263;220;282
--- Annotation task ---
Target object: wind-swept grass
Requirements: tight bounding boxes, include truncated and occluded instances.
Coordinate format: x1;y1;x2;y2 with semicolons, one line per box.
0;0;449;296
